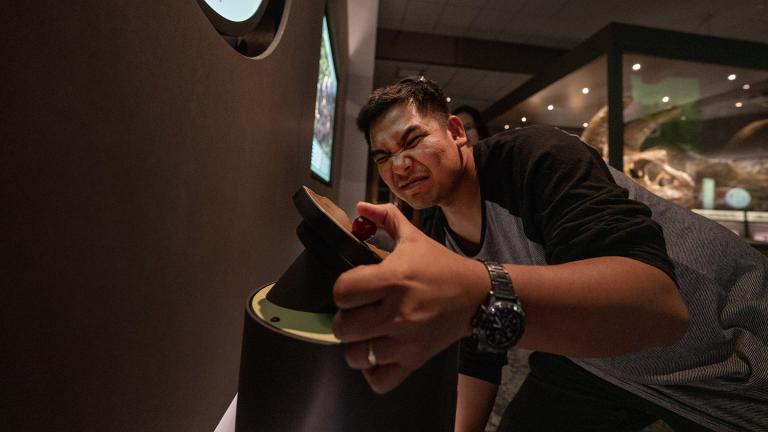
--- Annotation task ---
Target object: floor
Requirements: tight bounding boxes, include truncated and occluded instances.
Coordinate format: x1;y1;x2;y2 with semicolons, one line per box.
485;348;531;432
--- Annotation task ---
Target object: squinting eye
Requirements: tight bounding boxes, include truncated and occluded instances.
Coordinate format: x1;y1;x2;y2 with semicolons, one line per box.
405;136;423;149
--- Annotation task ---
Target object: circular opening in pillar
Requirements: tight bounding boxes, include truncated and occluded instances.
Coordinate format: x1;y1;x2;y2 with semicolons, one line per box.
196;0;287;57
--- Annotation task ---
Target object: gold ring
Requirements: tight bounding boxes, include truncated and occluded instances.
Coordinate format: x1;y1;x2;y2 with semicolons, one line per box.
367;341;378;367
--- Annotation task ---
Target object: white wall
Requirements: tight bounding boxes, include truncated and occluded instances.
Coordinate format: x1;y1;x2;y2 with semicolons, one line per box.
338;0;380;214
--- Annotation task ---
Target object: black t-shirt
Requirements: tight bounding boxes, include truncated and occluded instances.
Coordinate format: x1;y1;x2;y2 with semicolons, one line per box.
431;125;676;383
429;126;768;431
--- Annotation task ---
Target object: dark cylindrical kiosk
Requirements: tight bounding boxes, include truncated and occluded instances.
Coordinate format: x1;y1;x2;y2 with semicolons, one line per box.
235;187;458;431
236;284;457;432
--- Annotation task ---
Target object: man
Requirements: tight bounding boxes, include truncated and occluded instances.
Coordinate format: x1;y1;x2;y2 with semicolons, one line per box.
331;77;768;431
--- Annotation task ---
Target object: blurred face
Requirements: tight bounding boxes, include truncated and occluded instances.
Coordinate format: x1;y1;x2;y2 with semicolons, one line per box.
456;112;480;146
369;102;468;209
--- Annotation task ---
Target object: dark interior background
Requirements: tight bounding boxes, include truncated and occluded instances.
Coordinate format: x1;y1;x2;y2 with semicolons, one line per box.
1;1;359;430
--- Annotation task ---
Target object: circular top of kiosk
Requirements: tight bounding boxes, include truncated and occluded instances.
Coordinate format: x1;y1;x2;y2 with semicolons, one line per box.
251;283;340;345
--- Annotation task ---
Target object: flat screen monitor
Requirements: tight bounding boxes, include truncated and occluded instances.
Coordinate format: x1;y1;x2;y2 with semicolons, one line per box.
310;16;338;184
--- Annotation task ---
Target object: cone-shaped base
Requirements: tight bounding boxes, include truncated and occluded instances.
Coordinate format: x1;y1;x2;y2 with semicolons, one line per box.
266;247;338;314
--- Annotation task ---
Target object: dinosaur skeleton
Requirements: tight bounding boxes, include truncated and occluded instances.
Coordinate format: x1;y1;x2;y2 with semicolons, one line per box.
580;100;767;209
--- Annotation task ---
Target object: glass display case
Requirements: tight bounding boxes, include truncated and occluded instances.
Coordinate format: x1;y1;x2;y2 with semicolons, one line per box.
485;23;768;249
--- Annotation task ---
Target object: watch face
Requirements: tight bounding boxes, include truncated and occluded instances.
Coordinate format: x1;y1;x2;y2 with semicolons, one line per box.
482;301;524;350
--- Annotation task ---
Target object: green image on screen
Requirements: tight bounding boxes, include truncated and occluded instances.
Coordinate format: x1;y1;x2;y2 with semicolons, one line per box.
310;16;337;183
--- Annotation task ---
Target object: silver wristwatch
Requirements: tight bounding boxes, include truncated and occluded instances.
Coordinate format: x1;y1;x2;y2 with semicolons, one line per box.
472;260;526;353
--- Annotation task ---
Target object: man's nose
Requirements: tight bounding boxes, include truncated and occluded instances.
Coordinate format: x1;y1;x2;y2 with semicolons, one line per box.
391;152;411;173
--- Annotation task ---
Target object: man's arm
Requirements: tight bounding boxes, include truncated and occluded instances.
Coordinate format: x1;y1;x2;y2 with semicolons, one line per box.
507;256;687;357
455;374;498;432
332;202;689;393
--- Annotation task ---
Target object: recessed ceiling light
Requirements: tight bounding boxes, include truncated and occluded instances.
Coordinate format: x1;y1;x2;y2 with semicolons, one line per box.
582;122;589;128
521;117;527;122
735;102;743;108
582;87;590;94
446;97;451;103
547;104;554;111
632;63;641;71
504;124;510;130
662;96;670;103
728;74;737;81
743;84;751;90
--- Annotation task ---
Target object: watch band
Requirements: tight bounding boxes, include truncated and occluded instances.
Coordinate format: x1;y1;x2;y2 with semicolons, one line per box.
472;260;525;353
480;260;517;301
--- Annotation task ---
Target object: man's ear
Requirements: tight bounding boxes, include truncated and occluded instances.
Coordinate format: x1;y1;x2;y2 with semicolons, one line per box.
447;115;468;146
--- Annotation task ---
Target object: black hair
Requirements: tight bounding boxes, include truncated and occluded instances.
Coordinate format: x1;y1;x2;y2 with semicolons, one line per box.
356;76;449;146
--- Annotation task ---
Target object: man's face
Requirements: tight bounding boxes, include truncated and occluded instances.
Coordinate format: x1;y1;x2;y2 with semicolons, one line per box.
369;102;467;209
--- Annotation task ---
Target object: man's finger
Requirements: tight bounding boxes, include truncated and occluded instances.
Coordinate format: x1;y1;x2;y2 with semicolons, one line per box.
356;202;416;243
343;337;396;369
362;363;413;394
333;264;391;309
332;301;391;343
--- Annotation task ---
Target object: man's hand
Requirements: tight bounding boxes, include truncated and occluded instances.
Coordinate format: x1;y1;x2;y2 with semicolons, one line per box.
332;202;488;394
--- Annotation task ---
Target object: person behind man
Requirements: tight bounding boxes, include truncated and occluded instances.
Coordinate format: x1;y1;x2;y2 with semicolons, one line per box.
452;105;490;146
331;76;768;431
